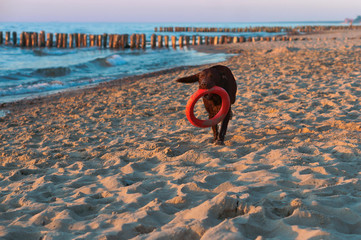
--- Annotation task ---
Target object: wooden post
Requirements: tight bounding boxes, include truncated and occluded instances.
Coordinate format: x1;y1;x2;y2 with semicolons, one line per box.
179;36;183;48
124;34;129;48
39;31;45;47
34;32;38;47
20;32;25;47
77;33;82;47
83;34;87;47
90;35;95;47
56;33;62;48
12;32;17;46
130;34;136;48
97;35;102;47
5;32;10;45
115;34;121;49
62;33;68;48
119;34;125;48
32;33;38;47
164;35;169;48
103;33;108;48
69;34;74;48
214;36;218;45
171;36;176;49
233;36;239;43
185;36;190;46
38;31;43;47
0;32;2;45
113;34;119;48
112;34;118;49
141;34;146;49
60;33;64;47
157;35;163;48
204;36;209;45
93;35;97;46
209;36;214;45
198;36;202;45
150;34;156;48
108;34;113;48
74;33;79;47
55;33;59;47
135;34;140;48
57;33;62;48
117;34;122;48
192;35;196;45
219;36;225;44
78;33;84;48
26;32;31;47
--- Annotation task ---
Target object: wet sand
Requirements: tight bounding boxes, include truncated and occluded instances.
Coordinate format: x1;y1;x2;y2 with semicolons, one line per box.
0;29;361;239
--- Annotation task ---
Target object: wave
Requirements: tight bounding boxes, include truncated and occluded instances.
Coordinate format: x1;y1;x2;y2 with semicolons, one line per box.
32;49;77;56
2;54;127;83
0;80;66;97
33;67;71;77
90;54;127;67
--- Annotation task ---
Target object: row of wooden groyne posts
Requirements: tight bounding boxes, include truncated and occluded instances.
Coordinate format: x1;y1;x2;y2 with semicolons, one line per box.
1;25;360;49
155;25;361;33
0;31;300;49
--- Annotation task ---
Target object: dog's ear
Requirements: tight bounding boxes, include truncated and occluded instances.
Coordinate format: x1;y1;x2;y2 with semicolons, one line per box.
176;74;199;83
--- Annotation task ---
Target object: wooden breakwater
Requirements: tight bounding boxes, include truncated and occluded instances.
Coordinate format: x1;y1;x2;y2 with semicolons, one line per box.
154;25;361;33
0;30;315;50
3;24;360;50
0;31;148;49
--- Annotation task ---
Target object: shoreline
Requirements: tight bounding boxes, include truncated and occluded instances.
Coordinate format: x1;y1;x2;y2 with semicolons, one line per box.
0;29;361;239
0;28;352;111
0;61;224;116
0;29;335;114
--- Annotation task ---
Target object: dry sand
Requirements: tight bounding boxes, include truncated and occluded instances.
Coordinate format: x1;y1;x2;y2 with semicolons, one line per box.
0;30;361;240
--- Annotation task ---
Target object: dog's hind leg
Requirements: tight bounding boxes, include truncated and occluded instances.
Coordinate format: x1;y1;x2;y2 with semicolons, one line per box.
211;124;219;143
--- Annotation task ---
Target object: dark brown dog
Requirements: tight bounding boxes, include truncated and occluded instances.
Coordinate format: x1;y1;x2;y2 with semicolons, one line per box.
177;65;237;145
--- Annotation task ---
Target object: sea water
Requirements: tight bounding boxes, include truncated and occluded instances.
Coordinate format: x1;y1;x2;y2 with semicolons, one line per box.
0;21;343;103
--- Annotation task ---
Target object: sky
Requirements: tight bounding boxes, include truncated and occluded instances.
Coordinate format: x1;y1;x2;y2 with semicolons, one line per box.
0;0;360;23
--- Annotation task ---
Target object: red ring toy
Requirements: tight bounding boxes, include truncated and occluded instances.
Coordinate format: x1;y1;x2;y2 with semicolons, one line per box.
185;86;230;128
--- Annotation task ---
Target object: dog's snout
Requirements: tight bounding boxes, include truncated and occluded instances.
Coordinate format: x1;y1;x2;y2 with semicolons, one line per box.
199;80;214;89
199;81;208;89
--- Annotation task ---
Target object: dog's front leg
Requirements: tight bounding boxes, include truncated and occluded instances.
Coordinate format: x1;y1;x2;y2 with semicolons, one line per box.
216;107;232;145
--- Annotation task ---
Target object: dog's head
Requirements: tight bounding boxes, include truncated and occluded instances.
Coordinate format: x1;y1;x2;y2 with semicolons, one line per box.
176;68;221;89
176;68;223;100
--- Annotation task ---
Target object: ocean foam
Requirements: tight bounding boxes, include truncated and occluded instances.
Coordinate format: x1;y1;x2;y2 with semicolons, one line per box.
105;55;127;66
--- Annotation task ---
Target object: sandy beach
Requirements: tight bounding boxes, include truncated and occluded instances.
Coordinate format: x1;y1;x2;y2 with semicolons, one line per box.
0;29;361;239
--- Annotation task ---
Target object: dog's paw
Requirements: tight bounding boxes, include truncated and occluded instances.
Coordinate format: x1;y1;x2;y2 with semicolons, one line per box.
215;140;225;145
209;138;218;144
